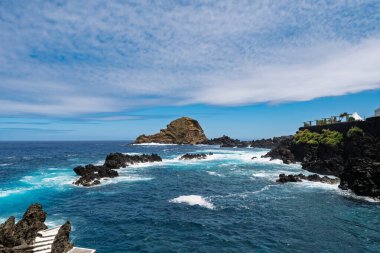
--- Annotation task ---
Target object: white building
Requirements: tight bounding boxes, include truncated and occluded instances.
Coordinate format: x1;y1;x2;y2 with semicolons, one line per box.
376;108;380;117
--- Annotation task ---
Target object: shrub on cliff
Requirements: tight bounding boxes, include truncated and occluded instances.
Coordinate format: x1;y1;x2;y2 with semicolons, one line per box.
319;129;343;146
293;129;320;145
347;126;364;138
293;129;343;146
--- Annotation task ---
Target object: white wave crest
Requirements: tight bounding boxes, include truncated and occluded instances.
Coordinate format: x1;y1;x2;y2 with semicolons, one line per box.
131;143;178;146
206;171;225;177
0;163;12;166
0;187;36;198
169;195;215;209
338;189;380;203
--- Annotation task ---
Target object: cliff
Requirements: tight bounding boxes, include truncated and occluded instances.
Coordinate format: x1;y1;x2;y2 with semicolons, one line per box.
134;117;207;144
265;119;380;199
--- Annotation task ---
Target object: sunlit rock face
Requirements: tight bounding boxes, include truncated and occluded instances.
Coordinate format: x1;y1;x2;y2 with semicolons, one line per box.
135;117;208;145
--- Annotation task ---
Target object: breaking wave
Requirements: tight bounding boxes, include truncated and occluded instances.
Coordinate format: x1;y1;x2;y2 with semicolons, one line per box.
169;195;215;209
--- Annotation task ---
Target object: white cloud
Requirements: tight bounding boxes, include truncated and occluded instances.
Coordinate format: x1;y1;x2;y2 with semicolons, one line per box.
189;38;380;105
0;1;379;116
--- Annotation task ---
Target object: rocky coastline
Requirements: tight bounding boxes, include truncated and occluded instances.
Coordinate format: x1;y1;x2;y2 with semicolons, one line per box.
265;124;380;199
201;135;249;147
202;135;291;148
277;173;339;184
73;153;162;187
0;204;73;253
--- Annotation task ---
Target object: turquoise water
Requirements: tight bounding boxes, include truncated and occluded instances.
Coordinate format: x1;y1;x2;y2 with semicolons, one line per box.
0;141;379;253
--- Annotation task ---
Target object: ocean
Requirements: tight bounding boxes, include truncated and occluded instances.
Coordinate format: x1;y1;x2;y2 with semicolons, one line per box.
0;141;379;253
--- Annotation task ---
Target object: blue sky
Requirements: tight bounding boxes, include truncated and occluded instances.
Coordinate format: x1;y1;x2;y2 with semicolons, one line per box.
1;0;380;141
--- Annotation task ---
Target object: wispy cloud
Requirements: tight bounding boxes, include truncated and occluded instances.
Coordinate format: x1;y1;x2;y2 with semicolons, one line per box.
0;0;379;116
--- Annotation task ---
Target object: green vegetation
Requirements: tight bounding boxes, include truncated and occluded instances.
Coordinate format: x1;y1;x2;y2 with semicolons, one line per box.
293;129;322;145
293;129;343;146
319;129;343;146
347;126;364;138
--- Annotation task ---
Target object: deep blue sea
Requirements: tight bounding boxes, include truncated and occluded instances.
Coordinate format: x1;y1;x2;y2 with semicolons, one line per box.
0;141;379;253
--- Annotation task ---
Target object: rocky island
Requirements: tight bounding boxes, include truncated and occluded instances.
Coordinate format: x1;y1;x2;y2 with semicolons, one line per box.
73;153;162;186
179;153;213;160
134;117;208;144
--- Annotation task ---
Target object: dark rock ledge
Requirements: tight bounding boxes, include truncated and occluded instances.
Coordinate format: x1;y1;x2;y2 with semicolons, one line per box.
264;123;380;199
73;153;162;187
179;153;213;160
277;173;339;184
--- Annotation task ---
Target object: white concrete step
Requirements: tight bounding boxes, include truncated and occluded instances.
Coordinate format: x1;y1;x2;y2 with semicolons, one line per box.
33;244;51;252
34;236;55;243
37;227;60;237
33;240;54;247
34;249;51;253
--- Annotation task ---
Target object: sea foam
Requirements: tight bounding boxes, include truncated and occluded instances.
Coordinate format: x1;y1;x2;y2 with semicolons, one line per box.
169;195;215;209
131;143;178;146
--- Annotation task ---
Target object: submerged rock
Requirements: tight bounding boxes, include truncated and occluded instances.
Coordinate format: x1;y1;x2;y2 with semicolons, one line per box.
179;153;213;160
135;117;207;144
73;153;162;186
277;173;339;184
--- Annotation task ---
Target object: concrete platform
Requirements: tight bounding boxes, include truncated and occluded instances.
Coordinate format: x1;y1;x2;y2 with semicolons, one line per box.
68;247;96;253
32;226;96;253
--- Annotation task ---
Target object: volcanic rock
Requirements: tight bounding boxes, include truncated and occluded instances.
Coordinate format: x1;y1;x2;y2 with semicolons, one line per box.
250;136;292;149
104;153;162;168
0;204;74;252
265;124;380;198
51;221;74;253
179;153;213;160
74;153;162;186
0;203;48;247
277;173;339;184
202;135;249;147
135;117;207;144
339;134;380;198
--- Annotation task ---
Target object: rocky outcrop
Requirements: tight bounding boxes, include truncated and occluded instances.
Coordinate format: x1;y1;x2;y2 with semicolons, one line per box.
179;153;213;160
135;117;207;144
74;164;118;187
51;222;74;253
74;153;162;186
0;203;47;248
263;146;296;164
266;125;380;198
202;135;249;147
203;135;292;148
104;153;162;168
250;136;292;149
339;134;380;198
0;204;73;252
277;173;339;184
300;143;344;176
